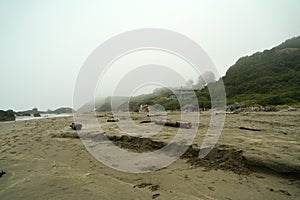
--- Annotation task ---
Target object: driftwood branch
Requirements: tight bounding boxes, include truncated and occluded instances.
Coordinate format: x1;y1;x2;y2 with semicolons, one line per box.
140;120;152;124
154;120;192;129
107;118;119;122
239;127;261;131
147;113;168;117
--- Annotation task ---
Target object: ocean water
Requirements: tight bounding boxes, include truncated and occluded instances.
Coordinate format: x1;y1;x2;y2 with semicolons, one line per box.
15;113;72;121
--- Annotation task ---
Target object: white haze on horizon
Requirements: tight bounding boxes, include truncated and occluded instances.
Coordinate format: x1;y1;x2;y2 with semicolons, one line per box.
1;0;300;111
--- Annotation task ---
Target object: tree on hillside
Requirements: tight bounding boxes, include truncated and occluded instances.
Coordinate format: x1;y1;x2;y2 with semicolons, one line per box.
196;71;216;89
186;79;194;87
203;71;216;84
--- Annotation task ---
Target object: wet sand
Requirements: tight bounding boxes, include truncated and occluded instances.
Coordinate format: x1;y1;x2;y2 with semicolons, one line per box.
0;111;299;199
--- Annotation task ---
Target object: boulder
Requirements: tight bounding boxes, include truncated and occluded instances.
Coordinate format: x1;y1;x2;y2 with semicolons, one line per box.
17;112;31;116
32;108;41;117
0;110;16;121
0;170;6;177
33;113;41;117
70;123;82;130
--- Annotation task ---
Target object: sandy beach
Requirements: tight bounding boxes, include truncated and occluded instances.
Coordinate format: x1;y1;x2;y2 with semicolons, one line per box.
0;111;299;199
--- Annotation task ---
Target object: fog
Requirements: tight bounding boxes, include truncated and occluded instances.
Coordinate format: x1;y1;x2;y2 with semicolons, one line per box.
1;0;300;111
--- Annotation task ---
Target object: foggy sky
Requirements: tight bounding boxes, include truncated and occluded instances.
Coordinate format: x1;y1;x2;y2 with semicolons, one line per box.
1;0;300;111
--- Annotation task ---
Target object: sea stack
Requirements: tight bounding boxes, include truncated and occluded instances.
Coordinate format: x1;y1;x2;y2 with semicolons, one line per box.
0;110;16;121
32;108;41;117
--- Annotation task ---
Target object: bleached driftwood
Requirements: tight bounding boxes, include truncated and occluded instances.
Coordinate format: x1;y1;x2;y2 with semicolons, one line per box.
154;120;192;129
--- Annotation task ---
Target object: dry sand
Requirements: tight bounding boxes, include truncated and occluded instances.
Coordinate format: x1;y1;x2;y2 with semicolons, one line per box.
0;111;299;199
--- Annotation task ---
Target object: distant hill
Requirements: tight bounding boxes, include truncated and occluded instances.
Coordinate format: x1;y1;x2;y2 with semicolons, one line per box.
79;36;300;110
76;96;131;112
50;107;75;114
223;36;300;106
96;96;129;112
132;36;300;108
76;97;106;112
16;107;75;116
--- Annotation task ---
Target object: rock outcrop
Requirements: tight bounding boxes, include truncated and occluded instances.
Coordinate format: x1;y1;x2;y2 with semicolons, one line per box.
32;108;41;117
52;107;75;114
0;110;16;121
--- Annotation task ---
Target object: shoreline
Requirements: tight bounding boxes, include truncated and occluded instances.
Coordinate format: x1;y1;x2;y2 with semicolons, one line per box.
14;113;73;121
0;111;299;199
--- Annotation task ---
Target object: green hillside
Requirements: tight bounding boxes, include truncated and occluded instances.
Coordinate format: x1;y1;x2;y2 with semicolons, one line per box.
91;36;300;112
223;36;300;106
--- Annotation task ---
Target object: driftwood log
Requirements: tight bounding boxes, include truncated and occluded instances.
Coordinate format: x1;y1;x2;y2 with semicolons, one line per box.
107;118;119;122
140;120;152;124
216;111;239;115
70;123;82;130
154;120;192;129
147;113;168;117
239;127;260;131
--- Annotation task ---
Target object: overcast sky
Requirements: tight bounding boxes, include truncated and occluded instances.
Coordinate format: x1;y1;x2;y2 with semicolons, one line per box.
1;0;300;111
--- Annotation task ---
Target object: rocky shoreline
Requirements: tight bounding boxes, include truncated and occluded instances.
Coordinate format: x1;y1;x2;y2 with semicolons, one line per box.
0;107;75;122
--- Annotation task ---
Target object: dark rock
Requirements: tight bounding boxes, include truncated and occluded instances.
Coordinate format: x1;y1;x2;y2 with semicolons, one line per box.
0;110;15;121
17;107;42;116
31;108;41;117
107;118;119;122
0;170;6;177
17;113;31;116
70;123;82;130
33;113;41;117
